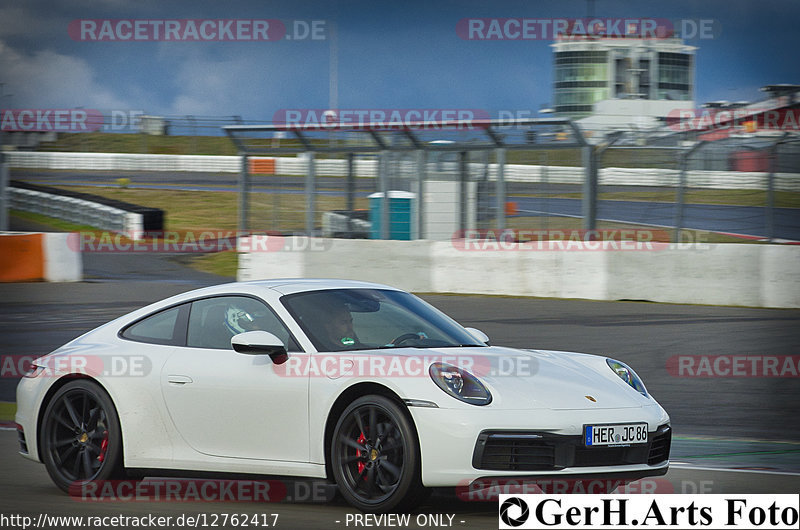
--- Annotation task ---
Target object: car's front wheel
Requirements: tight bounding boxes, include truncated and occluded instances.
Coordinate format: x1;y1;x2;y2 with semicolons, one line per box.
40;379;124;493
331;395;425;512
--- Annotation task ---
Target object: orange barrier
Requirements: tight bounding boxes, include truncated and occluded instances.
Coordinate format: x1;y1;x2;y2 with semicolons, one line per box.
505;201;518;216
249;158;276;175
0;233;45;282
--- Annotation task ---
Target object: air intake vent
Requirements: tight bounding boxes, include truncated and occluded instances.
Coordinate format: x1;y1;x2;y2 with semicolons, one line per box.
647;425;672;465
17;424;28;455
474;434;556;471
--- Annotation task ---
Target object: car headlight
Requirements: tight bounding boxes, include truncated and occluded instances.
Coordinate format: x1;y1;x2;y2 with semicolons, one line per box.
606;359;648;397
429;362;492;406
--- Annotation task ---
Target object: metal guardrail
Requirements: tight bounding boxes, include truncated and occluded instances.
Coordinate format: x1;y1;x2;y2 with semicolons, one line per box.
9;187;135;234
7;182;165;236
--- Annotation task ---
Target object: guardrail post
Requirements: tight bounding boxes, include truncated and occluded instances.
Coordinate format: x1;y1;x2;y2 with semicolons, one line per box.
0;121;6;231
416;149;426;239
0;154;8;231
766;155;775;243
379;150;389;239
673;152;687;243
765;134;788;242
495;147;506;231
582;146;597;231
673;141;705;243
346;152;355;216
590;131;624;237
346;152;356;236
238;153;249;233
306;152;316;236
459;151;468;232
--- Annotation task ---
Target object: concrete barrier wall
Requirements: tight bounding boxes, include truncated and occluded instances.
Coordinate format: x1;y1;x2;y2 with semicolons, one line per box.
8;151;799;191
42;233;83;282
238;238;799;308
0;232;82;282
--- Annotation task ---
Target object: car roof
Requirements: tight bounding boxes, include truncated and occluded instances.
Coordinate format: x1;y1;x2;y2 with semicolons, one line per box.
249;278;400;295
114;279;402;326
184;278;401;298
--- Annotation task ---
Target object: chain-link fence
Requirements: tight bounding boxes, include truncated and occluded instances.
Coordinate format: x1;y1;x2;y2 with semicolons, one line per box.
5;116;797;243
225;119;593;243
595;146;682;242
594;136;800;243
227;119;799;244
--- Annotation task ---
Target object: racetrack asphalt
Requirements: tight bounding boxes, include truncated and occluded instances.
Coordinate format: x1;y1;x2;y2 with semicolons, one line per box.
0;423;796;528
514;196;800;240
1;210;799;526
3;212;800;445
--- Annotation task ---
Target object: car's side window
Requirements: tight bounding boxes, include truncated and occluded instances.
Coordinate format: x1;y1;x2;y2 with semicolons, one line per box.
121;305;187;345
186;296;300;351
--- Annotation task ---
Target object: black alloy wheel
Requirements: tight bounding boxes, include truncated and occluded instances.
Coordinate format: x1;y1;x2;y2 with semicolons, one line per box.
331;395;425;512
40;380;124;493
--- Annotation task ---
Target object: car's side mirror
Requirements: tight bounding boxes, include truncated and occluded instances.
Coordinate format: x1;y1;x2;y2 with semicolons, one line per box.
231;331;288;364
464;327;490;345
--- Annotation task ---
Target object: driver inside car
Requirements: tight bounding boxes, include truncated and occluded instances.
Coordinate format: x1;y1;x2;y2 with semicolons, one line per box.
224;306;259;336
319;302;362;351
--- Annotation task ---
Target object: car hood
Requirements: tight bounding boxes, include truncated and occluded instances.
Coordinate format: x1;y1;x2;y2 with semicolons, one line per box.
379;345;652;410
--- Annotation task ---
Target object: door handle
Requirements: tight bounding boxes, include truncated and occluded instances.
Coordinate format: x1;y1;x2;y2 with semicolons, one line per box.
167;375;193;385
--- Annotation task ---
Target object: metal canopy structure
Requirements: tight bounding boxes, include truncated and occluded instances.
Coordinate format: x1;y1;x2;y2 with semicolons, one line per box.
223;118;595;238
224;118;588;153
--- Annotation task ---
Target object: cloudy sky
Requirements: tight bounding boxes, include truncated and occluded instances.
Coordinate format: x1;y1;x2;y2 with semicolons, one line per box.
1;0;797;125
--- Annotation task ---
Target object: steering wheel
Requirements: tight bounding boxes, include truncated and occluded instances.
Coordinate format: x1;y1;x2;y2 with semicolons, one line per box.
391;332;425;346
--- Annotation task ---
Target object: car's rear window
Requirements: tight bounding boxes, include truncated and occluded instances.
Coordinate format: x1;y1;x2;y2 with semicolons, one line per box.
121;305;186;345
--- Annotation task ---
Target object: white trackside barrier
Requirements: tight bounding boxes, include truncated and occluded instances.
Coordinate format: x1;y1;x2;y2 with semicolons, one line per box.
7;187;143;235
238;238;800;308
7;151;799;191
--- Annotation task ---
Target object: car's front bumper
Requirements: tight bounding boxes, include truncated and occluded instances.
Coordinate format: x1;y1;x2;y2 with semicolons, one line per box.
14;371;54;463
409;404;670;487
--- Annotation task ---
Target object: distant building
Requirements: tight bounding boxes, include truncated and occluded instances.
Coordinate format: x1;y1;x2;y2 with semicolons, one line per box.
551;35;696;132
139;115;170;135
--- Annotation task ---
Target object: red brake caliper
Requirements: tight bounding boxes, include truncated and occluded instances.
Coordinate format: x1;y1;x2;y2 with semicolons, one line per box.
97;430;109;462
357;432;366;477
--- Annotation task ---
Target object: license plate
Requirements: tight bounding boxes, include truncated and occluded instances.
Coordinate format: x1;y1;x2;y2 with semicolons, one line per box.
585;423;648;446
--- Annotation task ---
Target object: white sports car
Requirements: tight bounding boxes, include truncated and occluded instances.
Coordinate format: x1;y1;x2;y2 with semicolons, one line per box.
16;279;670;512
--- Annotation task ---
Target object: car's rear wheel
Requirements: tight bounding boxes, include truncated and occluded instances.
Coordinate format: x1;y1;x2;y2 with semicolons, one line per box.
331;395;425;512
40;380;124;493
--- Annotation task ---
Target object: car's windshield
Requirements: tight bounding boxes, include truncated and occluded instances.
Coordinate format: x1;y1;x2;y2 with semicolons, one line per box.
281;288;485;351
